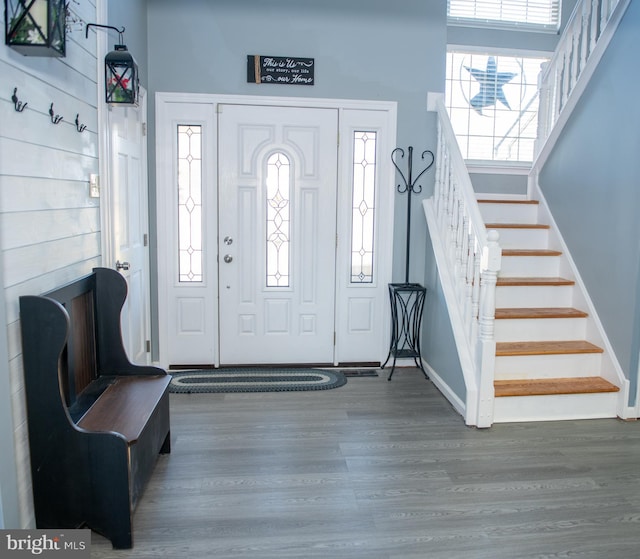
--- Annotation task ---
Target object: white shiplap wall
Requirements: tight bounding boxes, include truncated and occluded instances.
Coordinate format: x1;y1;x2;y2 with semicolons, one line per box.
0;0;100;526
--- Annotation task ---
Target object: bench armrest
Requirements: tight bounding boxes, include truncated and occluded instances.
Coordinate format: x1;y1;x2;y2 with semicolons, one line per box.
94;268;165;377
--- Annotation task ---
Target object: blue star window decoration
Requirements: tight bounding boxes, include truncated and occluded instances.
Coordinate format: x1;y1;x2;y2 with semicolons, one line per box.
464;56;517;115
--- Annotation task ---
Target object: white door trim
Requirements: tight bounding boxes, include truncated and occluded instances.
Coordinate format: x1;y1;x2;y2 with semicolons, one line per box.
96;0;111;265
156;92;398;114
155;92;397;369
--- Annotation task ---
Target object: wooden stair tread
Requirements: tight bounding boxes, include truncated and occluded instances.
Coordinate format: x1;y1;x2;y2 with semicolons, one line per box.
494;376;619;397
496;340;604;356
502;249;563;257
497;277;575;287
486;223;550;229
478;199;539;205
495;307;588;319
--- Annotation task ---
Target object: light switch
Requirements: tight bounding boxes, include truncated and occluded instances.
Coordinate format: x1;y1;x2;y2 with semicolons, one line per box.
89;174;100;198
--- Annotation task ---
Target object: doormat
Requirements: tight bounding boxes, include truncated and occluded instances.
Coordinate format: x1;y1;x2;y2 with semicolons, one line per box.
169;368;347;394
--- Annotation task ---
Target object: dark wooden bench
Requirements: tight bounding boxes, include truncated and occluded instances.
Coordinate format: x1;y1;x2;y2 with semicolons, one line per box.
19;267;171;549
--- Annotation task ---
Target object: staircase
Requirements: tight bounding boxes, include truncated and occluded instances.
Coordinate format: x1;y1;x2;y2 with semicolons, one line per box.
478;198;620;422
424;0;632;426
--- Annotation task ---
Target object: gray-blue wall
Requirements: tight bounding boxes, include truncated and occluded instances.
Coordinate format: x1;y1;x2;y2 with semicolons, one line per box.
146;0;446;285
539;0;640;406
108;0;148;88
144;0;447;359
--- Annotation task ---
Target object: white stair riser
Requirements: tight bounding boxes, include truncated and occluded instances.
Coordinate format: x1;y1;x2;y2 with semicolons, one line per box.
493;392;618;423
500;256;561;277
496;285;574;308
491;228;549;249
494;317;587;342
479;203;539;224
494;352;602;379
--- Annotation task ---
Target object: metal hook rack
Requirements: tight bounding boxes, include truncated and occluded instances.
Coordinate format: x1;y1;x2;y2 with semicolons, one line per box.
391;146;434;284
11;88;28;112
49;103;63;125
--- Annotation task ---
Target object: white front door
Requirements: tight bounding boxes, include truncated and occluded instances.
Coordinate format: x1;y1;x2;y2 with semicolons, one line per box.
108;94;151;364
218;105;338;364
155;93;397;370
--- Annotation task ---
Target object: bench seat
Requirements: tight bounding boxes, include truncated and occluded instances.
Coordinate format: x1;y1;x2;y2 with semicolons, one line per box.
77;375;171;443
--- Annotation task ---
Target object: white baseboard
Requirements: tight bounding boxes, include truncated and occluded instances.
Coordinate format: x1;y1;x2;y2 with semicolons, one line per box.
422;359;466;419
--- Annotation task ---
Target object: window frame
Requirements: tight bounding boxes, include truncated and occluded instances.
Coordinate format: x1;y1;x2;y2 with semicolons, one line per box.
447;0;561;33
445;45;552;166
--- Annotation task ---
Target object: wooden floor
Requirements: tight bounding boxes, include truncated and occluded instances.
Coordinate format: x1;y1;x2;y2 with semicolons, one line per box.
90;369;640;558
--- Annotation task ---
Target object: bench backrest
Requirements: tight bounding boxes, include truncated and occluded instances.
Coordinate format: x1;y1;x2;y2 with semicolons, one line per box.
42;274;99;408
21;267;164;425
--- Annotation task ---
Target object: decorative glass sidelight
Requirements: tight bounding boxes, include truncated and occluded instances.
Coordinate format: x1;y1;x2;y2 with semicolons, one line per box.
351;131;377;283
177;125;203;282
266;152;291;287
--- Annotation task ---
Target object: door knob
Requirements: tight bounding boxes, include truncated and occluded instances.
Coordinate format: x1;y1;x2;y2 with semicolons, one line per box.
115;260;130;271
223;254;233;263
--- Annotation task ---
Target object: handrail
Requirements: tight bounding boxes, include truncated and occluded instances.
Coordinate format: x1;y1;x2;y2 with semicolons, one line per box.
426;94;501;427
536;0;627;161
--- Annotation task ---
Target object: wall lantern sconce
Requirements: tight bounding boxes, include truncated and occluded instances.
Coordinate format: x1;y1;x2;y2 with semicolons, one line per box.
4;0;66;57
85;23;139;106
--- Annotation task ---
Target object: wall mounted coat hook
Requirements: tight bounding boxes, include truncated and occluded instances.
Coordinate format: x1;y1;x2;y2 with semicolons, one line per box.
49;103;63;124
11;88;28;112
75;114;87;133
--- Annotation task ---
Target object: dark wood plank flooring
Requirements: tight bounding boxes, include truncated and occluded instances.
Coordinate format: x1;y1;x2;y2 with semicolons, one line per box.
90;368;640;558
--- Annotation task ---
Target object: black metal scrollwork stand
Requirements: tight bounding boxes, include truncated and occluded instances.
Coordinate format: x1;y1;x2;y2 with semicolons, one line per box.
382;147;434;380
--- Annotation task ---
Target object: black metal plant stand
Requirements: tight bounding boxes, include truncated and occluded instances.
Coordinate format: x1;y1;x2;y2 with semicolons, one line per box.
382;147;434;381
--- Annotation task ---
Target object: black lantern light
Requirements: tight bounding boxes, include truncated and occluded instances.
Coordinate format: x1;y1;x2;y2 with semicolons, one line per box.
86;23;139;106
4;0;66;57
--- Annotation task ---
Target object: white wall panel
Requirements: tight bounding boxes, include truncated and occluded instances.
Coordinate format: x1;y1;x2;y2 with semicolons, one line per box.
3;233;101;287
0;0;100;527
0;176;99;212
1;208;100;250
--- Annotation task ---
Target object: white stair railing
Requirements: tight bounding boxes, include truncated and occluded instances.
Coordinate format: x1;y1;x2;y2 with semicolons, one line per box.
536;0;628;159
424;95;501;428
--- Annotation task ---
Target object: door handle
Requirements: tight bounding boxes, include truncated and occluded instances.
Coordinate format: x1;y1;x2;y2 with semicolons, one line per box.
115;260;130;271
223;255;233;263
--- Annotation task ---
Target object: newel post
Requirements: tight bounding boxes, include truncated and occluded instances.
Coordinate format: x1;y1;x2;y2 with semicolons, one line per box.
475;229;501;428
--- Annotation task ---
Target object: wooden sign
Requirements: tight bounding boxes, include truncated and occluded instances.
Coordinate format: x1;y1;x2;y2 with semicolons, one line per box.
247;55;315;86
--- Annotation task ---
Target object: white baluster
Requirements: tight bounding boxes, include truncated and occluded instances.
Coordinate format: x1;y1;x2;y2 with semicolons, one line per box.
561;47;571;111
536;61;550;153
580;0;591;71
591;0;600;52
570;19;580;92
553;63;563;126
600;0;609;35
463;226;474;344
455;201;465;300
440;148;451;231
470;241;481;346
434;121;443;217
478;230;501;342
447;189;458;268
